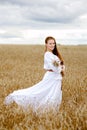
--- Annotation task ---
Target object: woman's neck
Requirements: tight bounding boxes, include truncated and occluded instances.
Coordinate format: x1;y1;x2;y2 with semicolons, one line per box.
46;49;53;53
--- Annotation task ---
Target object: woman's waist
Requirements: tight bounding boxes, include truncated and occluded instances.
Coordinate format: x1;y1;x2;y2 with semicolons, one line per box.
43;70;62;80
46;69;54;72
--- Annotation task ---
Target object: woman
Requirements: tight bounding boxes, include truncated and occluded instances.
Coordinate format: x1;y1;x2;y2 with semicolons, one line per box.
4;36;65;113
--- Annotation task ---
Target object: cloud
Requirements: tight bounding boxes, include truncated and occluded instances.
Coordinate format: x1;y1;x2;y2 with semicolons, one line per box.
0;29;87;45
0;30;22;38
0;5;24;26
0;0;87;45
0;0;87;28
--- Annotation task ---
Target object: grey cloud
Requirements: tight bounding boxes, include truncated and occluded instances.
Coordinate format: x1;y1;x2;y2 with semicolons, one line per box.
23;1;87;24
0;0;87;28
0;5;25;26
0;0;52;6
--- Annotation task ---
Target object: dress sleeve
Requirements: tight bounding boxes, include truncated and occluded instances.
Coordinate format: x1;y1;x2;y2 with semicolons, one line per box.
44;52;62;73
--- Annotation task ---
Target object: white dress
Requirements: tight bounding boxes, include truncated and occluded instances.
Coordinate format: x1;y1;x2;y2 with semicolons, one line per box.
4;51;64;113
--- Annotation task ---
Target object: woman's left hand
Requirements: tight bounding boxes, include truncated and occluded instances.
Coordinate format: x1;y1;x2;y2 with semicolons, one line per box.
61;65;65;71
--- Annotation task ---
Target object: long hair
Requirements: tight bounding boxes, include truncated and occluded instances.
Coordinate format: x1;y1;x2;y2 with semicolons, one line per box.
45;36;64;64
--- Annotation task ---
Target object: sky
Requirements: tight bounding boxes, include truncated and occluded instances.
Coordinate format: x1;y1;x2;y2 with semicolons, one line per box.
0;0;87;45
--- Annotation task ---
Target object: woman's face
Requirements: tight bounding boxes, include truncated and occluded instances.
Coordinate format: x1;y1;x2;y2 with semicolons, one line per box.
46;39;55;52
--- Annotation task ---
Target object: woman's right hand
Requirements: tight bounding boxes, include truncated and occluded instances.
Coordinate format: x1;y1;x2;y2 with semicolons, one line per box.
61;65;65;77
61;65;65;71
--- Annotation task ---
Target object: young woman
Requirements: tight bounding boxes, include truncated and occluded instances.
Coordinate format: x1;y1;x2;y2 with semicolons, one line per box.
4;36;65;113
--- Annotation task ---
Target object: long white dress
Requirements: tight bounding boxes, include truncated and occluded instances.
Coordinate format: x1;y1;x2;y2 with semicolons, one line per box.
4;51;64;113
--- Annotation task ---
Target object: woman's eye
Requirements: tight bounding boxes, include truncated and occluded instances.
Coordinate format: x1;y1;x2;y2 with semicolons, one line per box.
49;43;52;45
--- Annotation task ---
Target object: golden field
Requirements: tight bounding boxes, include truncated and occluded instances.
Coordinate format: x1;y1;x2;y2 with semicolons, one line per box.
0;44;87;130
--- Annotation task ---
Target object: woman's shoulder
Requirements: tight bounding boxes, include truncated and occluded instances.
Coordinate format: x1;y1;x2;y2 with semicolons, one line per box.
44;51;60;61
44;51;54;60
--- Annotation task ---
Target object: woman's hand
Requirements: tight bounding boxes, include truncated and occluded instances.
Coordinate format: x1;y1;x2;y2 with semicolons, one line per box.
61;65;65;71
61;65;65;77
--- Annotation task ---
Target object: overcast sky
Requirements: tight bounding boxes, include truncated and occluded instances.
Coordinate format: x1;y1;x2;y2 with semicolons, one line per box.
0;0;87;45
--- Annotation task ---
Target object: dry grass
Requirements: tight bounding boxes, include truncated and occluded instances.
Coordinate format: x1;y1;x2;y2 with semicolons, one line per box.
0;44;87;130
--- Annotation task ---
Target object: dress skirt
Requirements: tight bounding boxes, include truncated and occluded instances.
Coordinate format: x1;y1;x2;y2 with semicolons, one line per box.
4;71;62;113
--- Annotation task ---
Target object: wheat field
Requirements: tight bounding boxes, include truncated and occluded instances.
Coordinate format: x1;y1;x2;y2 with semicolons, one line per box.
0;44;87;130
